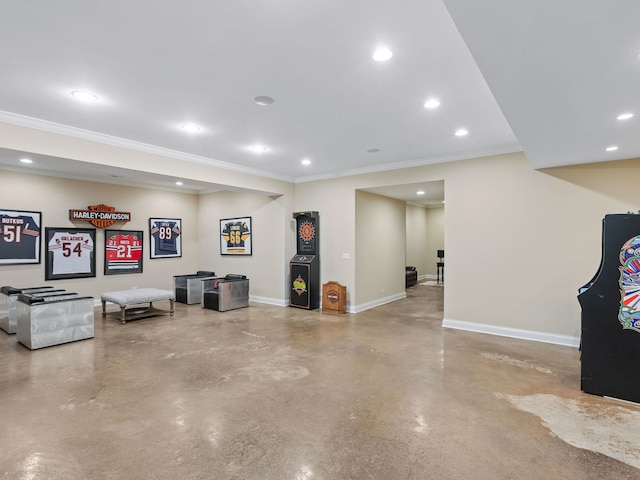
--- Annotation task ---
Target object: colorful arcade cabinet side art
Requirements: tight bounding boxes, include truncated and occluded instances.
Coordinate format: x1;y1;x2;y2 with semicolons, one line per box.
289;211;320;309
618;235;640;333
578;213;640;404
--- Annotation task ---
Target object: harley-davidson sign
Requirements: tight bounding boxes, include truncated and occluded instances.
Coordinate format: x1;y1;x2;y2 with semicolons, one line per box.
69;204;131;228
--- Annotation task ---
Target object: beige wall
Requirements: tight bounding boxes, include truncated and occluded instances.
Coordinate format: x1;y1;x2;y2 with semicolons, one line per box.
0;170;199;297
425;206;445;277
0;122;293;196
296;152;640;343
355;191;406;309
406;204;445;278
441;154;631;341
5;122;640;346
198;191;294;304
406;204;429;277
293;177;357;305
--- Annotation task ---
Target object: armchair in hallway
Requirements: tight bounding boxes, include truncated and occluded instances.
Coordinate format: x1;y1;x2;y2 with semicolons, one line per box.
405;266;418;288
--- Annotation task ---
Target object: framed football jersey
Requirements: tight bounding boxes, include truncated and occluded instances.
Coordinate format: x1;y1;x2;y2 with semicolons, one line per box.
149;217;182;258
104;229;143;275
220;217;252;255
0;209;42;265
45;227;96;280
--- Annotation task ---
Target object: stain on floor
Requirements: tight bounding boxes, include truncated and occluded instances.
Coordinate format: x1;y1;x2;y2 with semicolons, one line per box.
498;393;640;469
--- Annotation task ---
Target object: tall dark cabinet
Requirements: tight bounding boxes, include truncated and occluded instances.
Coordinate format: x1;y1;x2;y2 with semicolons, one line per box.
578;213;640;403
289;211;320;309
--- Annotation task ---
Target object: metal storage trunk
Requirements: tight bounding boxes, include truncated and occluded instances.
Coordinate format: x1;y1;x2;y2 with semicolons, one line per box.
16;295;95;350
0;286;58;334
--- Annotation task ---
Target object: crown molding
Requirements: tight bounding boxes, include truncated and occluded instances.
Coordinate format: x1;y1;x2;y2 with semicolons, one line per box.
0;110;523;185
0;110;294;183
294;145;523;183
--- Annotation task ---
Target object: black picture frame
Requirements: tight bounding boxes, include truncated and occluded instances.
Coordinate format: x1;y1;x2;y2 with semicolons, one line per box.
45;227;96;280
0;209;42;265
149;218;182;259
104;229;143;275
220;216;252;255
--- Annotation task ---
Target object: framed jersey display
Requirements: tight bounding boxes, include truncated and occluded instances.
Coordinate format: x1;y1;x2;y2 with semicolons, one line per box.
220;216;252;255
45;227;96;280
149;218;182;259
0;209;42;265
104;229;143;275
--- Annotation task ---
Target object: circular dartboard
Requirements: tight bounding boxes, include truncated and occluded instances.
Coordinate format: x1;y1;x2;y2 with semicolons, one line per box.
299;220;316;241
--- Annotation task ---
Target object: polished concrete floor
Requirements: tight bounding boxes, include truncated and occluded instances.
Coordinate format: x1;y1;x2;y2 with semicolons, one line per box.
2;284;640;479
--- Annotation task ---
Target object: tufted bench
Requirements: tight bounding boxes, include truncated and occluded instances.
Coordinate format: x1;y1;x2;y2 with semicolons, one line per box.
101;288;175;324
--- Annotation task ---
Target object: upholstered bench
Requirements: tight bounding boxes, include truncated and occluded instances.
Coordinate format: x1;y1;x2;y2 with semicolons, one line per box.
101;288;175;324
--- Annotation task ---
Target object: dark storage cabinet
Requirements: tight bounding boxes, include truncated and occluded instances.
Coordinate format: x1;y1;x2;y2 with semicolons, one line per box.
290;256;320;309
290;211;320;310
578;214;640;403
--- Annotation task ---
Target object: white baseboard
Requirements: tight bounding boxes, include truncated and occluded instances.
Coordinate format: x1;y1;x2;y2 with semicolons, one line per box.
97;296;281;309
249;292;406;314
419;274;435;281
350;292;407;314
442;318;580;348
249;295;288;307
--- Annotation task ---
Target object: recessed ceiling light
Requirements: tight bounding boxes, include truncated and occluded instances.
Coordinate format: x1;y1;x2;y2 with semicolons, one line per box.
606;146;619;152
175;181;183;186
301;158;311;166
372;47;393;62
70;90;98;102
617;113;634;120
417;190;425;195
181;123;201;133
367;148;380;153
454;129;469;137
19;158;33;164
249;145;269;153
424;99;440;109
253;96;274;106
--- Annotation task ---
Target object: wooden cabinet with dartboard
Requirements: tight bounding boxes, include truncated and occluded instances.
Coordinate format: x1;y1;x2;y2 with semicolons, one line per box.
289;211;320;309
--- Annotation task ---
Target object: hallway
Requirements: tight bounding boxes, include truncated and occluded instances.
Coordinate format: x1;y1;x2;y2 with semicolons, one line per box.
1;285;638;479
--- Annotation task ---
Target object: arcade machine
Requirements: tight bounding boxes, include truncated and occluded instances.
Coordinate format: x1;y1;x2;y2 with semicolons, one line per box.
578;213;640;404
289;211;320;309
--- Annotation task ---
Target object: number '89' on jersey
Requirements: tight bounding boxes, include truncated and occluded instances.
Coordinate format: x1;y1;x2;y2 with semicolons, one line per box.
150;221;181;256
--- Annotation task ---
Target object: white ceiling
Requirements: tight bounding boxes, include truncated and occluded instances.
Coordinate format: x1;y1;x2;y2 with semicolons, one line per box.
361;181;445;208
443;0;640;169
1;1;638;205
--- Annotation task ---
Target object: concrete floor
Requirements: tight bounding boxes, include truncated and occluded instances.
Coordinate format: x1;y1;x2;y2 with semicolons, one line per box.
1;284;640;479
